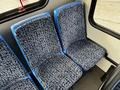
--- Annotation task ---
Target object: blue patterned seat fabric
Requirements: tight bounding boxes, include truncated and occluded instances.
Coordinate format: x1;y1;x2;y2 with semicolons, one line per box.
54;1;106;71
0;36;37;90
11;12;83;90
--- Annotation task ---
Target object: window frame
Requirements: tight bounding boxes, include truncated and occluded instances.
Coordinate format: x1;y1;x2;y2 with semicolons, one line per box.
89;0;120;40
0;0;49;24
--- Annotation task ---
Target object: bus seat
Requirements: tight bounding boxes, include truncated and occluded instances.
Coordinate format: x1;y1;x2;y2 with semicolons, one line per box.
11;12;83;90
0;36;37;90
54;1;106;71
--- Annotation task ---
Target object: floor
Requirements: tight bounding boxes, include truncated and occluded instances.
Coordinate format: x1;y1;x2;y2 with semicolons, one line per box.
70;66;105;90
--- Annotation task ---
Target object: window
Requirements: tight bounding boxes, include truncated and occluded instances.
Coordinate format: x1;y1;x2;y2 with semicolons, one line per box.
89;0;120;40
94;0;120;35
0;0;48;23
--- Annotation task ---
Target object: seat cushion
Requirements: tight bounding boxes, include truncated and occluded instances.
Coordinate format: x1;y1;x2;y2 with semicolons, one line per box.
34;54;83;90
3;78;37;90
66;40;105;71
0;37;26;88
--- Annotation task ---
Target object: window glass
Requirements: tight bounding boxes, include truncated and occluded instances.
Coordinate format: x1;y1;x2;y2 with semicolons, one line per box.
94;0;120;34
0;0;39;14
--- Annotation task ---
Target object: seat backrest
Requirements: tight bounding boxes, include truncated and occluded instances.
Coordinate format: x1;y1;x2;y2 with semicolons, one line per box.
54;2;86;51
0;36;26;89
11;12;61;69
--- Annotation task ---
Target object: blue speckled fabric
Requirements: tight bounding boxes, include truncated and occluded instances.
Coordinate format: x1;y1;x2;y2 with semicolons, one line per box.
67;40;105;71
0;37;37;90
54;1;106;71
34;54;82;90
2;78;37;90
11;12;83;90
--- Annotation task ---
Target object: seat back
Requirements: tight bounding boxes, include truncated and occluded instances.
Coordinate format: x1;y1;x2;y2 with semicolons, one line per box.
11;12;61;69
0;36;26;89
54;2;86;51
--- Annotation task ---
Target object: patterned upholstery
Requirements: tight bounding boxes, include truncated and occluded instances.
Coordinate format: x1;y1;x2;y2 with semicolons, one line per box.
0;36;37;90
54;1;106;71
34;54;82;89
67;40;105;71
11;12;83;90
12;13;61;69
2;78;37;90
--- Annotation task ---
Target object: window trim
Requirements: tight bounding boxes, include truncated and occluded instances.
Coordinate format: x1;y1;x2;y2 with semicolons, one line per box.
0;0;49;24
89;0;120;40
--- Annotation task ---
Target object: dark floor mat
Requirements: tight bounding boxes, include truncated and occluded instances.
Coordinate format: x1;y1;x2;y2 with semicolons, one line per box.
70;66;105;90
